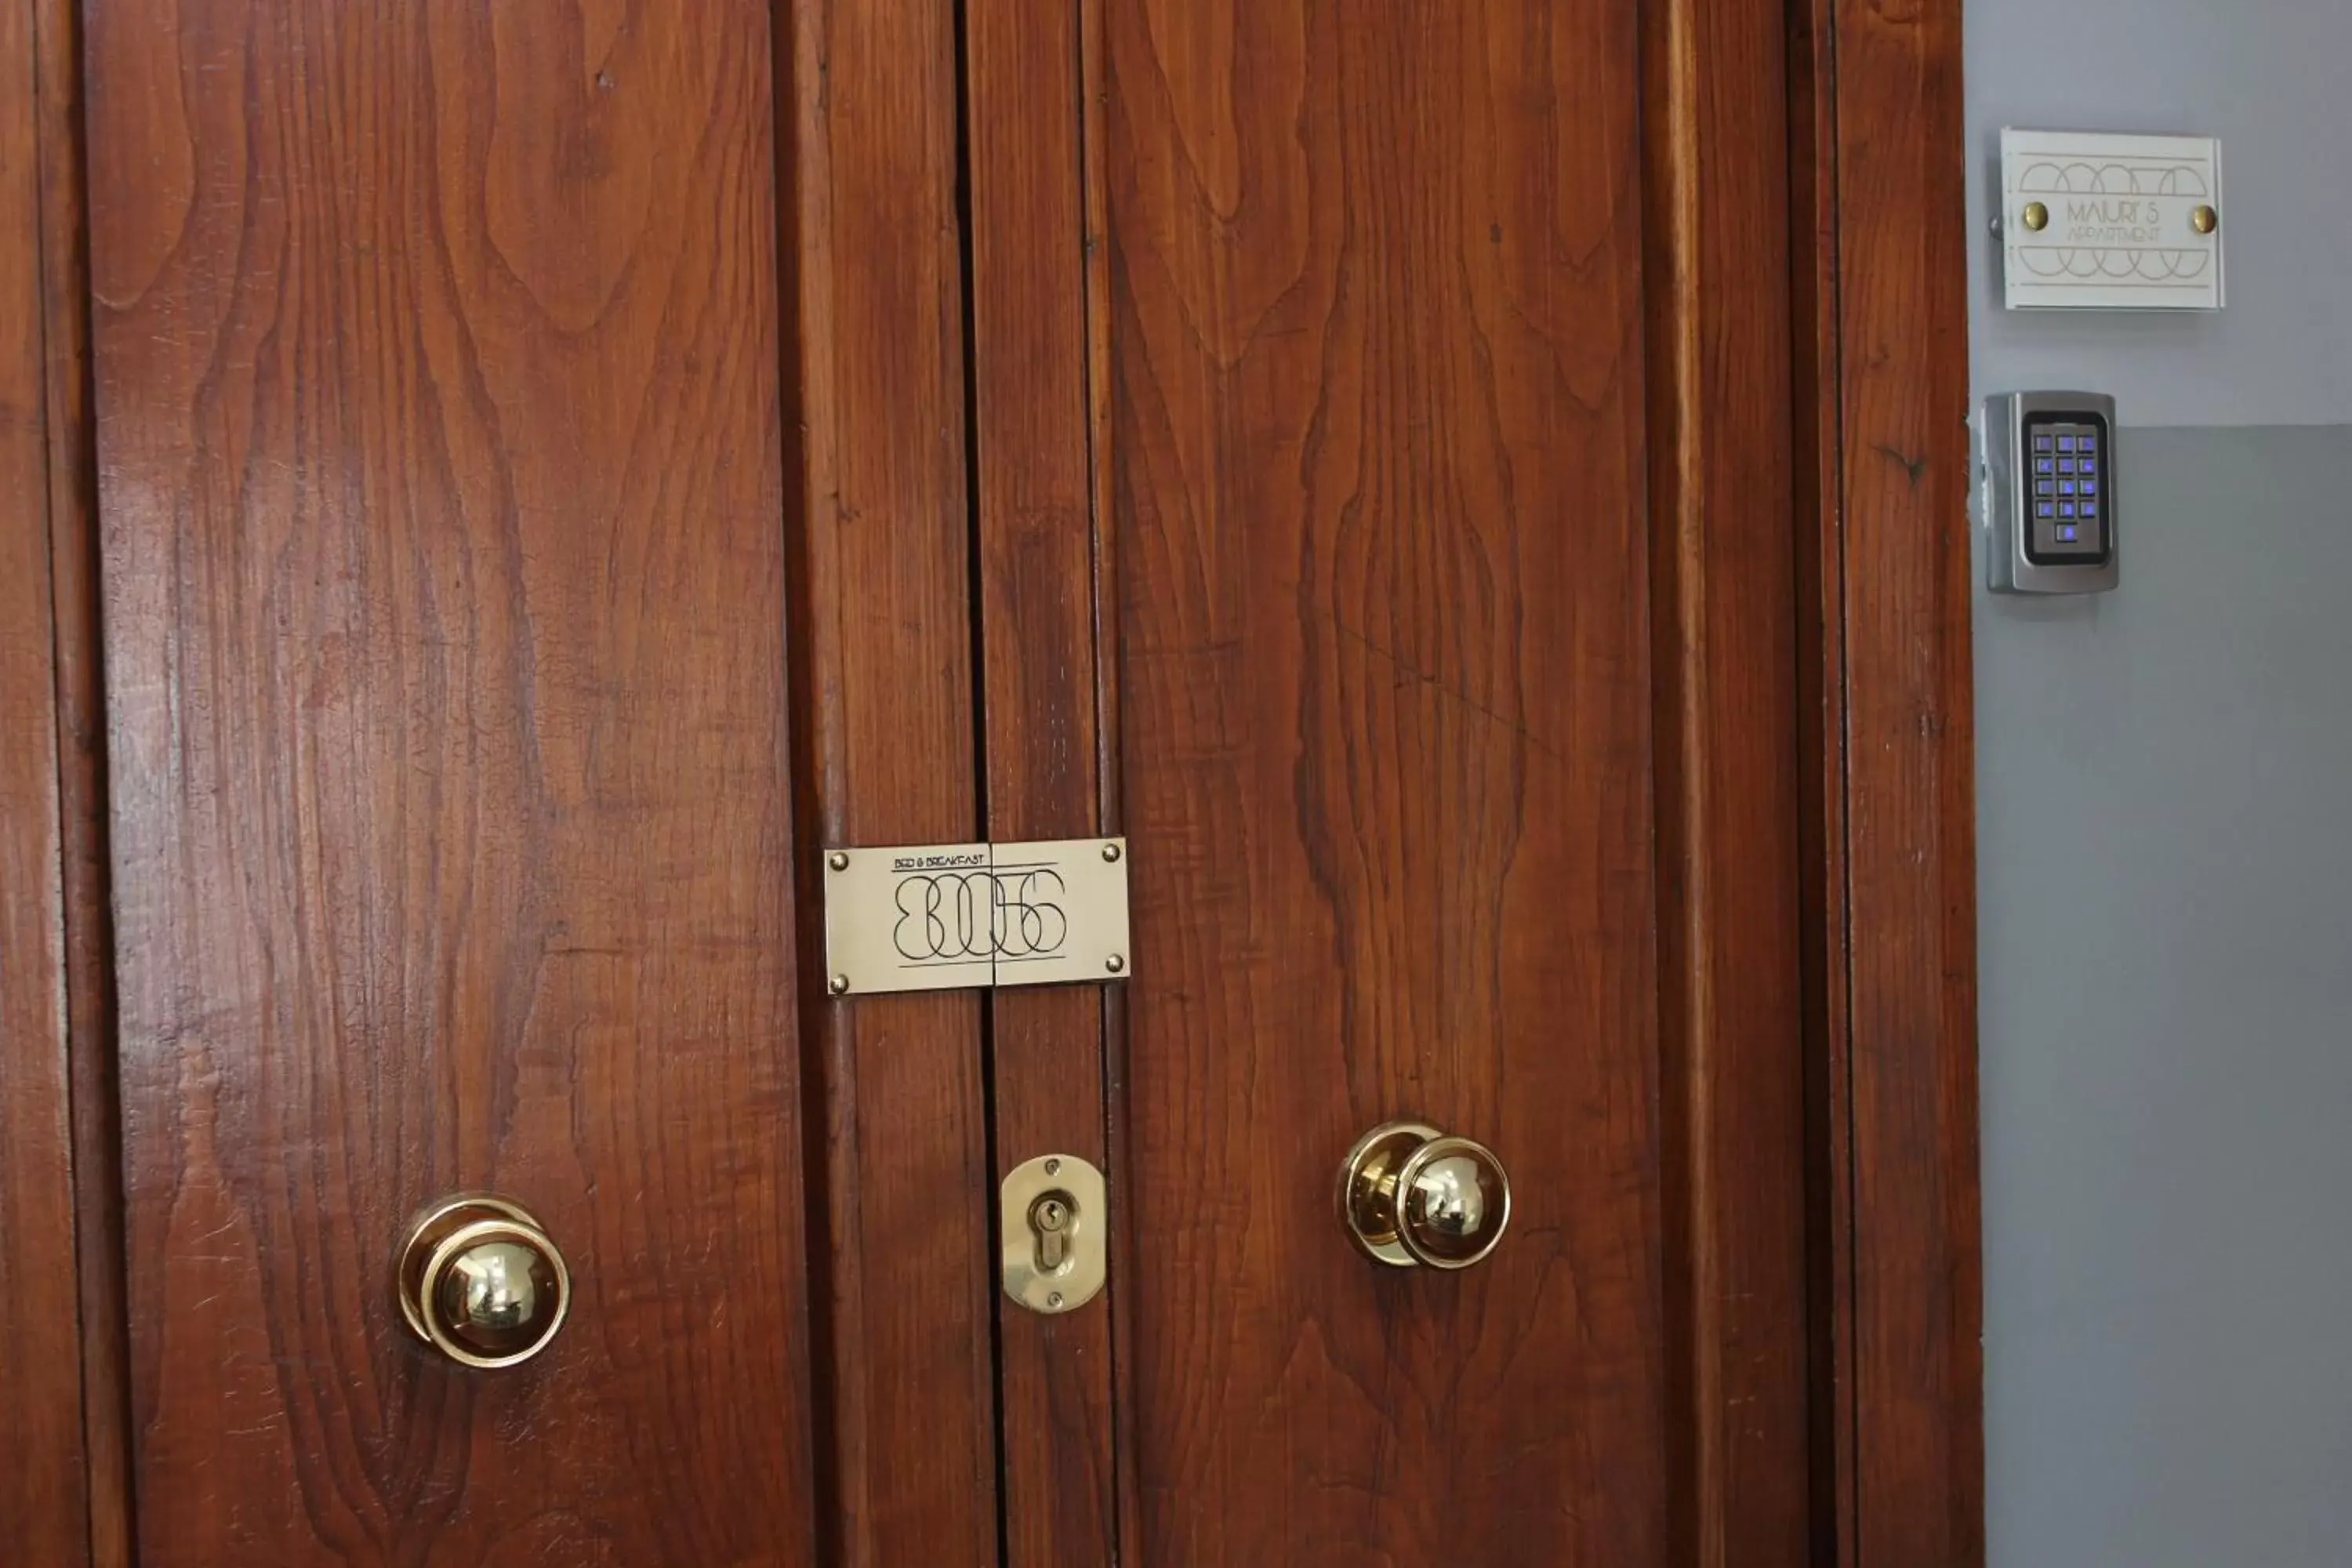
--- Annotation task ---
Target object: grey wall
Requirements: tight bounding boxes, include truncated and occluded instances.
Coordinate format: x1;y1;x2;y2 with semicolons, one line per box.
1969;4;2352;1566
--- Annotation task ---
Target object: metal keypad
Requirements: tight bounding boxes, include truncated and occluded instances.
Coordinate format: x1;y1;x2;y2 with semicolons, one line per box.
2026;418;2109;561
1984;390;2119;596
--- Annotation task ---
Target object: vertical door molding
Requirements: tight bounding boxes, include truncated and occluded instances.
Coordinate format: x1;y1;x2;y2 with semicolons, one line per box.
1641;0;1814;1557
961;0;1122;1560
32;0;136;1553
0;0;96;1557
775;2;1000;1563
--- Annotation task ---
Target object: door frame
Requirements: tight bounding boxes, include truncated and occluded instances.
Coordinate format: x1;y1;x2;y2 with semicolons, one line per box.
1794;0;1984;1560
6;0;1981;1560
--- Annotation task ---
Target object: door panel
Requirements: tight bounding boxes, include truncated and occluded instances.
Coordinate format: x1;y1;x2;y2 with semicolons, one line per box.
1107;2;1668;1559
88;3;815;1561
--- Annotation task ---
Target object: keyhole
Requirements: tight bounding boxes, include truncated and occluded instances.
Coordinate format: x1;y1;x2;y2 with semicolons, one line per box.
1029;1192;1075;1273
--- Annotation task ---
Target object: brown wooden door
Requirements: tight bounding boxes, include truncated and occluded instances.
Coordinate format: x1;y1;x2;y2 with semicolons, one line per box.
85;2;818;1561
1090;2;1808;1560
801;0;1816;1563
42;0;1975;1562
1098;0;1808;1558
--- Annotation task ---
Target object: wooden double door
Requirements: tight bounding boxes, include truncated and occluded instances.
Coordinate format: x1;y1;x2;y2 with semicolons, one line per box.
0;0;1981;1563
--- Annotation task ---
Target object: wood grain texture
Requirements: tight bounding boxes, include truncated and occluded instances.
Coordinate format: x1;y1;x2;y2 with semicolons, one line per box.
1106;2;1669;1560
0;0;91;1554
1641;0;1813;1558
88;4;817;1561
963;0;1120;1560
34;0;136;1553
1815;0;1986;1559
775;1;999;1563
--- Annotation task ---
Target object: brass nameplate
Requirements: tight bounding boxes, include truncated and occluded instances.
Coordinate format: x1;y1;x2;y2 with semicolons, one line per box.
821;837;1131;997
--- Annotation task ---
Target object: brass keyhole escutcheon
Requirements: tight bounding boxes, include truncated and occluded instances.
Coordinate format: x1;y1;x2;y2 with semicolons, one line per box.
1338;1120;1512;1271
1000;1154;1107;1314
396;1195;572;1369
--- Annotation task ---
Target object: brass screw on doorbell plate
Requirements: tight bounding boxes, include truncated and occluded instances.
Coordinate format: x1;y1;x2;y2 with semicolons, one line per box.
828;974;850;996
827;851;850;871
2021;201;2049;232
2191;204;2219;235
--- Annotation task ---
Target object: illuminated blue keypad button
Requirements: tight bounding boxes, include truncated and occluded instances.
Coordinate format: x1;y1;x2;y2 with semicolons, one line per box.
2058;502;2078;519
2057;524;2079;543
2058;459;2077;474
2057;436;2078;452
2034;435;2056;453
2036;479;2055;495
2036;502;2056;519
2058;480;2077;495
2035;458;2056;475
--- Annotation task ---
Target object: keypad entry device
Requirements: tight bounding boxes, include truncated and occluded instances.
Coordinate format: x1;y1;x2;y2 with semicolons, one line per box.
2024;416;2108;560
1982;390;2120;595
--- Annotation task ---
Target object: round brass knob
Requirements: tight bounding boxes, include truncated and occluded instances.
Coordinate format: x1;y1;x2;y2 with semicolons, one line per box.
1337;1120;1512;1270
397;1196;571;1369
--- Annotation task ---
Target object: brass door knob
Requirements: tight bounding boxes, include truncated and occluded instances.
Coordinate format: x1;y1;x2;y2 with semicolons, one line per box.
1338;1120;1512;1269
397;1195;572;1369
